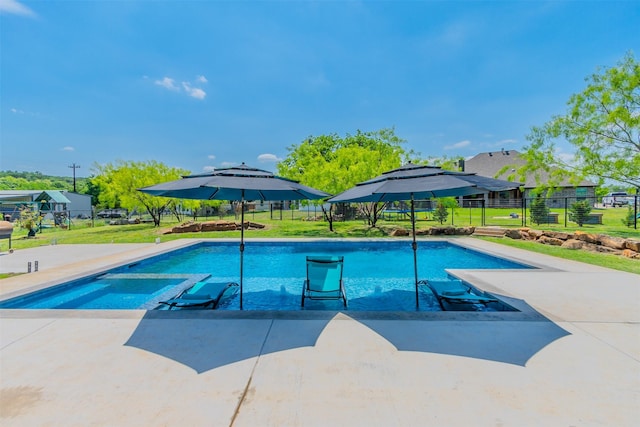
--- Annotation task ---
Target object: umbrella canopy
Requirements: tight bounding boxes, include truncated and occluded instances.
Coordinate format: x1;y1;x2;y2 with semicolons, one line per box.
328;162;521;308
139;163;330;309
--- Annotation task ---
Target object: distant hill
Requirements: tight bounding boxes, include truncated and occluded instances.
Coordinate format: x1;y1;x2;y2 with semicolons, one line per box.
0;171;89;192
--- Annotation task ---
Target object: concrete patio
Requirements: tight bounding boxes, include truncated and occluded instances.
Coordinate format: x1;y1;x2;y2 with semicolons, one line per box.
0;238;638;426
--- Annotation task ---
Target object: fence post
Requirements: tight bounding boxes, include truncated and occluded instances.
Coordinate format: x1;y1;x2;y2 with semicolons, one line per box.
564;197;568;228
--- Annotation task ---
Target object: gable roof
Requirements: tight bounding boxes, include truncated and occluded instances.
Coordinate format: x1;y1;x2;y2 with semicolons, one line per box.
462;150;596;189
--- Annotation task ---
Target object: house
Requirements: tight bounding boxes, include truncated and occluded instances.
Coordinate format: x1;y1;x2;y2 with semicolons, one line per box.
0;190;92;221
460;149;597;208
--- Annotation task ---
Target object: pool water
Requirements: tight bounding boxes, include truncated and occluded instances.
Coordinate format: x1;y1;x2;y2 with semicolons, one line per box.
0;241;531;311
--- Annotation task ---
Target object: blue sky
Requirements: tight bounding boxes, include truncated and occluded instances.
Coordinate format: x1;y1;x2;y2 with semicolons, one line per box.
1;1;638;178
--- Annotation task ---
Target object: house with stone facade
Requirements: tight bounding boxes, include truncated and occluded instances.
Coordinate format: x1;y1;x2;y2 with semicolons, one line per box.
460;149;597;208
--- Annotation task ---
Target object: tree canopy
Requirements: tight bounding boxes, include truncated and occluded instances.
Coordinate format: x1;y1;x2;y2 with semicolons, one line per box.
91;160;192;226
520;52;639;190
278;128;409;229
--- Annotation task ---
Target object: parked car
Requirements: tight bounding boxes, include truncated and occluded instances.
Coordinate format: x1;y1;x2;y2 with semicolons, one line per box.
602;192;629;207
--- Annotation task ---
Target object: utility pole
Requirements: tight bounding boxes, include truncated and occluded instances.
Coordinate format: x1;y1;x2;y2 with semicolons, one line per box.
69;163;80;192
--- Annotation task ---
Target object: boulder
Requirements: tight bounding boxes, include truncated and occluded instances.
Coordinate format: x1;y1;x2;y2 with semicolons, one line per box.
539;236;564;246
561;239;584;250
527;229;544;240
171;222;202;233
504;229;523;239
201;221;237;232
544;231;572;241
597;235;627;250
574;230;598;244
624;239;640;253
389;228;409;236
622;249;640;259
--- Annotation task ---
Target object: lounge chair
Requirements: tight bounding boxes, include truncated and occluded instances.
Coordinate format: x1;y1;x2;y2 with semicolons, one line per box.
420;279;497;310
159;281;238;310
302;256;347;308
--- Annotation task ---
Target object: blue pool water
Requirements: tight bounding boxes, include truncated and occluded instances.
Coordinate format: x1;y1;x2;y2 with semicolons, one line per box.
0;241;531;311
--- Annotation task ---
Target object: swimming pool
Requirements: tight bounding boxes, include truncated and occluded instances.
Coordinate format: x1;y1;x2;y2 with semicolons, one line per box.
0;240;532;311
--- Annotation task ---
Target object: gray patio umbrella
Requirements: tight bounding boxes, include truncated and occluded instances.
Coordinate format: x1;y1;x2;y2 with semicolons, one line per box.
139;163;330;309
328;162;520;308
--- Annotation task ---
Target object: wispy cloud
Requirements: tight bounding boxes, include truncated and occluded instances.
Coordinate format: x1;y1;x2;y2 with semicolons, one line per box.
61;146;75;152
257;153;281;163
155;77;180;91
0;0;36;17
153;75;207;100
182;82;206;100
207;154;216;160
10;107;24;114
202;165;216;173
444;140;471;150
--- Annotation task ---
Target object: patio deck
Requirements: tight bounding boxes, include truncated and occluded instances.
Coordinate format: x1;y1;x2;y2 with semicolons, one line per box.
1;238;638;426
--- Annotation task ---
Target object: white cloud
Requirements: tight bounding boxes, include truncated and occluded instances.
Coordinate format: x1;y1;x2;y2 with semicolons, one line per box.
257;153;281;163
196;75;208;83
207;154;216;160
444;140;471;150
220;161;236;168
10;107;24;114
202;165;216;173
61;146;75;152
182;82;206;100
155;77;179;91
0;0;36;17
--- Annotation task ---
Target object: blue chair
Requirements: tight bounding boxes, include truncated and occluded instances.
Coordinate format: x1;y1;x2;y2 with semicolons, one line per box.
302;256;347;308
159;281;238;310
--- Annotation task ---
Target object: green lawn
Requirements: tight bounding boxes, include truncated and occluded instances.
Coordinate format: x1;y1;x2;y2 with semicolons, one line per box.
2;208;638;276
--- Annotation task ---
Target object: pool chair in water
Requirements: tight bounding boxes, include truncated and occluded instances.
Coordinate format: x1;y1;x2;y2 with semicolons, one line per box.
420;279;498;310
159;281;239;310
302;256;347;308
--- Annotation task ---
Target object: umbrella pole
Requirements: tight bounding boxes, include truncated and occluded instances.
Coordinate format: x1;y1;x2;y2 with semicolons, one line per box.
240;194;245;310
411;194;419;309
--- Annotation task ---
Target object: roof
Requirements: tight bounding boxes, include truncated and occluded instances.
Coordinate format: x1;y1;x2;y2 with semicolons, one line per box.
0;190;71;203
463;150;597;189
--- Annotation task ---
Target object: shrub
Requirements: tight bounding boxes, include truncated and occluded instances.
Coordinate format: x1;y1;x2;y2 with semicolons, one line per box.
569;200;592;227
530;196;550;225
432;202;449;224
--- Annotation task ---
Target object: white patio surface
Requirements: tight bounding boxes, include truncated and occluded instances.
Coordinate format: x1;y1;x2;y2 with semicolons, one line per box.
0;238;638;426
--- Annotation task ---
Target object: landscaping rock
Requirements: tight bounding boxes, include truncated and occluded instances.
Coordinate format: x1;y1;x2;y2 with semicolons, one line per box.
504;229;523;239
622;249;640;259
538;236;564;246
544;231;572;240
561;239;584;250
598;235;627;250
389;228;409;236
201;221;237;232
574;230;598;244
624;239;640;252
171;222;202;233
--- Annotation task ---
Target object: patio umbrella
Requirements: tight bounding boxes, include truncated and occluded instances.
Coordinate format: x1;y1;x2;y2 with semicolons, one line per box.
139;163;330;309
327;162;520;308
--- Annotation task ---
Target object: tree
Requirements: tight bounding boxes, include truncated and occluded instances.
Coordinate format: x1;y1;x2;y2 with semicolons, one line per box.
568;200;592;227
519;52;639;190
278;128;409;230
91;160;190;226
432;201;449;224
529;195;550;226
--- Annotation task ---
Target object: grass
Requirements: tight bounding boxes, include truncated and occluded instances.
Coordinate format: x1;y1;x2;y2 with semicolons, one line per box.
2;208;638;275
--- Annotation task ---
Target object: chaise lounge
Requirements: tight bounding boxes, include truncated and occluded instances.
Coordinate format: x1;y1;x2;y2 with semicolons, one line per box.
159;281;239;310
302;256;347;308
420;279;498;310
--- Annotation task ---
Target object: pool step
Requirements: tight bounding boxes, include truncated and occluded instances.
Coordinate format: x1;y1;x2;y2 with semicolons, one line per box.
472;227;507;237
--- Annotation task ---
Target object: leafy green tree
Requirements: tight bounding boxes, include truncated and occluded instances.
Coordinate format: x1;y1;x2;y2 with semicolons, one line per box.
91;160;190;226
568;200;592;227
278;128;408;230
529;195;550;226
432;201;449;224
518;52;639;190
